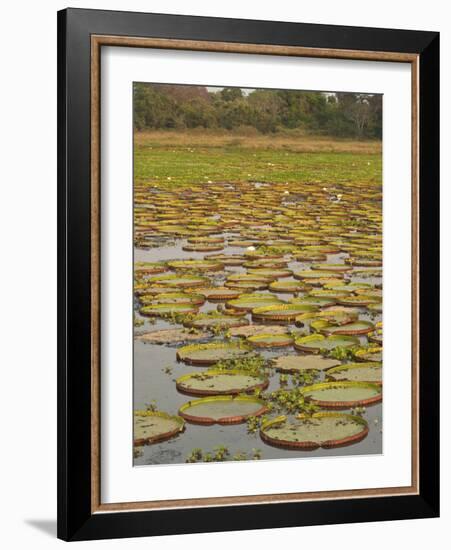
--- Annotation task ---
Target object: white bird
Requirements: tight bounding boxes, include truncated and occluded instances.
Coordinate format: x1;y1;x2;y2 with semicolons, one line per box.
247;246;256;251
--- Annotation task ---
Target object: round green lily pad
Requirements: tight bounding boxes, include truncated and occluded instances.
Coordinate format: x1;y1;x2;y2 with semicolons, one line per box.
187;236;224;244
272;354;341;373
327;362;382;384
260;413;369;449
313;320;375;336
135;262;167;275
195;287;241;301
269;280;311;293
176;369;269;396
179;395;268;424
134;411;185;446
176;342;252;365
228;325;289;338
226;273;272;283
291;296;337;307
182;243;224;252
140;292;205;306
184;313;249;330
294;334;359;353
247;333;294;348
167;259;224;272
311;263;353;272
252;303;317;323
226;293;282;312
225;281;269;291
354;346;383;362
148;274;208;288
302;381;382;408
138;328;209;345
247;268;293;279
140;303;199;317
295;270;345;280
338;295;382;307
205;254;246;266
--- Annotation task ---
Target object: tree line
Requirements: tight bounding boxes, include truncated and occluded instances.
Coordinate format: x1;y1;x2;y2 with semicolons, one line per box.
134;83;382;139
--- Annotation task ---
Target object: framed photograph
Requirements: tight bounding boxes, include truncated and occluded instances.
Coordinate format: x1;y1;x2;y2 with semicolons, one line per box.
57;8;439;541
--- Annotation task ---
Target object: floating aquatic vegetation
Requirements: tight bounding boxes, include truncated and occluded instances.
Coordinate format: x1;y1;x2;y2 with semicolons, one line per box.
272;354;341;373
269;280;311;293
138;328;210;345
140;302;199;317
194;287;241;301
176;369;269;396
147;274;209;288
301;381;382;408
247;333;294;348
179;395;268;425
252;303;317;323
311;319;375;336
134;410;185;446
167;259;224;272
176;341;252;366
260;413;369;449
354;345;383;362
184;311;249;330
227;324;289;338
326;362;382;384
139;292;205;306
226;293;282;312
294;333;359;354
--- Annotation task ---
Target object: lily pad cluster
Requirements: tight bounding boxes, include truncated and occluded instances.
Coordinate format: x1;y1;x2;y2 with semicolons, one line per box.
133;178;382;459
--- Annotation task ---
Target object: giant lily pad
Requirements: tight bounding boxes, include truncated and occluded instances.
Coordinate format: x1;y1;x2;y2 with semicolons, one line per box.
311;263;353;273
184;313;249;330
354;346;383;362
294;270;345;281
138;328;209;345
312;320;375;336
327;362;382;384
260;413;369;449
140;292;205;306
252;303;317;323
247;333;294;348
226;293;282;312
294;334;359;353
134;411;185;446
140;303;199;317
195;287;241;301
179;395;268;424
148;274;208;288
247;268;293;279
176;342;252;365
269;280;311;293
228;324;289;338
272;354;341;373
167;259;223;272
176;369;269;396
302;381;382;408
338;295;382;307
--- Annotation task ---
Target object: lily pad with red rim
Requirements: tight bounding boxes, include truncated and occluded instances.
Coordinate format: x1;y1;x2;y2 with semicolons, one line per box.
294;333;359;353
326;362;382;384
176;369;269;396
176;341;252;365
272;354;341;373
179;395;268;424
134;411;185;446
301;381;382;408
260;412;369;449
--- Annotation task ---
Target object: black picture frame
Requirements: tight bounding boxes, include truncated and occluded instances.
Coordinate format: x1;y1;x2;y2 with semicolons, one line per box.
57;7;439;541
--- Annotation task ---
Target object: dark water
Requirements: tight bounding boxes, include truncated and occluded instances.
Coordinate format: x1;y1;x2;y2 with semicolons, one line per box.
133;238;382;466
